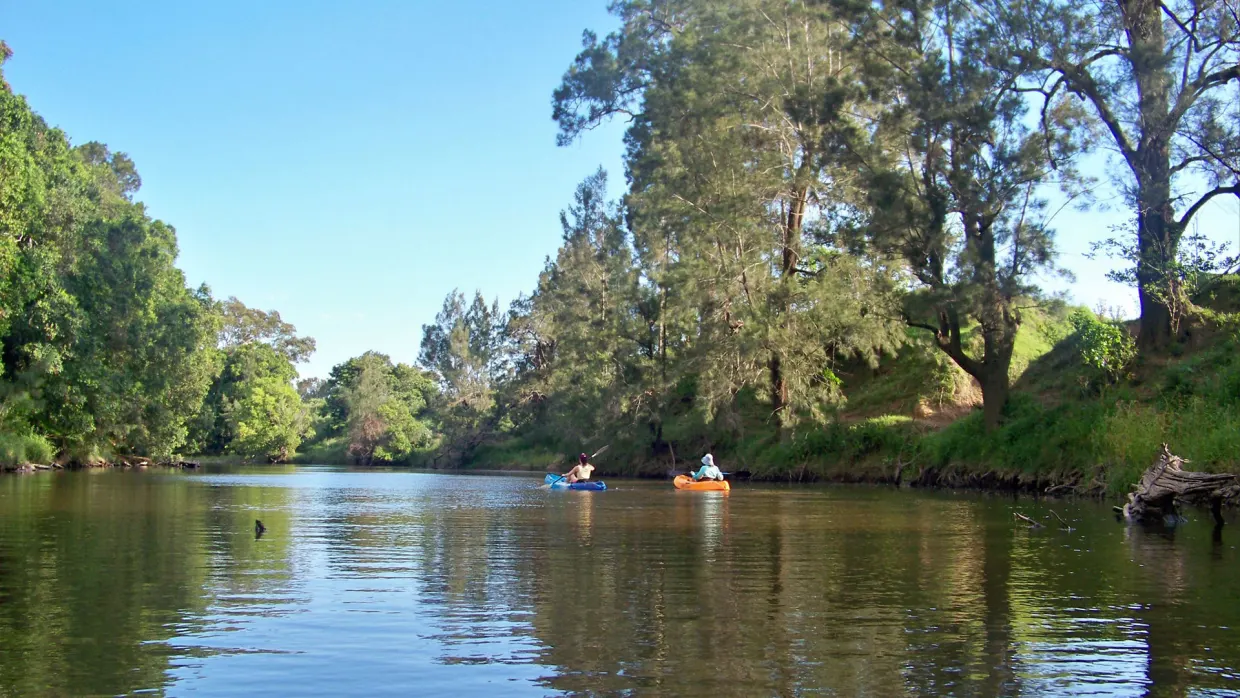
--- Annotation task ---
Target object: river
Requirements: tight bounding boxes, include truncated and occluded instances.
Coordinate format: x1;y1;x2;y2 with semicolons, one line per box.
0;467;1237;696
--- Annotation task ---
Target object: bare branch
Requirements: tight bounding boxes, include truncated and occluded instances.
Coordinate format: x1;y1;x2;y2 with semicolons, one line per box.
1159;2;1203;50
1177;183;1240;229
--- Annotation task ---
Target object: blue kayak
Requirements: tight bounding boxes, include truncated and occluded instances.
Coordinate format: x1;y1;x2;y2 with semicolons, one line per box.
544;473;607;491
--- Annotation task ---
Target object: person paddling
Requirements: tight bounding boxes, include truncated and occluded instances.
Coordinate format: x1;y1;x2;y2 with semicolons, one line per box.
691;453;723;481
562;453;595;483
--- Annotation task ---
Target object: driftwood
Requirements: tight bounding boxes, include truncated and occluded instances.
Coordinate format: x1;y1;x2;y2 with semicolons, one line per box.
1120;445;1239;525
1013;511;1044;528
1047;509;1075;532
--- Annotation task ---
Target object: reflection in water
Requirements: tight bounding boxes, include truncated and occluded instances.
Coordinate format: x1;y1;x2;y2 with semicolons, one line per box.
1;472;1239;696
697;491;726;552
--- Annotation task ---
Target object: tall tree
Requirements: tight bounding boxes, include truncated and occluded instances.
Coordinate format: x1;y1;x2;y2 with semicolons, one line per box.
1;47;222;459
217;296;316;364
229;373;310;463
419;290;505;461
840;0;1086;428
554;0;905;437
314;351;436;464
502;170;648;445
989;0;1240;350
190;341;300;457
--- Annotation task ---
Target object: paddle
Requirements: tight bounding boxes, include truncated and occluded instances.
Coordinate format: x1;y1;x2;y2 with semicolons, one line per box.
541;445;609;489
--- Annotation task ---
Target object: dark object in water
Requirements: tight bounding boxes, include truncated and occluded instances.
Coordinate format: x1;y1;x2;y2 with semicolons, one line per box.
255;519;266;539
1121;444;1239;525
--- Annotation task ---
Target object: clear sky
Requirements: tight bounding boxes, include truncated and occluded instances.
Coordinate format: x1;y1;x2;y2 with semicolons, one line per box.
4;1;1237;378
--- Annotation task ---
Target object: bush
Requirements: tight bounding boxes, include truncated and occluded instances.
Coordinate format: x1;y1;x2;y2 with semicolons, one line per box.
0;432;55;466
1068;310;1135;389
292;436;350;465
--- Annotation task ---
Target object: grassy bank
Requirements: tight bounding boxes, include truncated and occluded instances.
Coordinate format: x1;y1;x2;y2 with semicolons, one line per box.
0;433;54;469
723;290;1240;495
227;282;1240;499
447;289;1240;497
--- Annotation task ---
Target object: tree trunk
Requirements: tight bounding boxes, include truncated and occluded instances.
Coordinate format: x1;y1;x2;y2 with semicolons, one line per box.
1124;0;1177;352
769;353;787;431
1134;157;1176;350
1136;282;1173;350
1134;167;1177;350
964;213;1018;430
979;304;1017;430
770;185;807;435
979;366;1010;431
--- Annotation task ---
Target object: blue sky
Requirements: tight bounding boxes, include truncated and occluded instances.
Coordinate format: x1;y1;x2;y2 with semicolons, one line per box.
4;1;1237;378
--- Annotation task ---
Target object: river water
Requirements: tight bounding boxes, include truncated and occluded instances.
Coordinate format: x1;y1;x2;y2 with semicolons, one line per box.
0;467;1237;697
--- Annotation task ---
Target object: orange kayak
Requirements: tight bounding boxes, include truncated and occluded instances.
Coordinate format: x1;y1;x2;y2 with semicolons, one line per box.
673;475;730;491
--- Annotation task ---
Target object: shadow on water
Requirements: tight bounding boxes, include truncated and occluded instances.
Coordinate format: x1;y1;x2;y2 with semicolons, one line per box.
1;471;1239;696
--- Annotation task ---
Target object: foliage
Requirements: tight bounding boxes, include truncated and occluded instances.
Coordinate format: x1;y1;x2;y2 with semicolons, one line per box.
0;54;221;460
216;296;317;364
0;431;54;466
553;1;908;442
307;352;436;464
228;376;310;462
986;0;1240;351
834;0;1089;430
1067;310;1136;389
4;6;1239;489
189;341;299;456
418;291;505;462
0;47;316;463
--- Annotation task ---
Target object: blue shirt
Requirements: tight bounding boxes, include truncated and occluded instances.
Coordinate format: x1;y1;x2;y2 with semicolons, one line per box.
693;464;722;480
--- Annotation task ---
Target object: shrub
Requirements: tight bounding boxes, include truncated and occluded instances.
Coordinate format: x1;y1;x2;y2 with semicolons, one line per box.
0;432;55;466
1068;310;1136;388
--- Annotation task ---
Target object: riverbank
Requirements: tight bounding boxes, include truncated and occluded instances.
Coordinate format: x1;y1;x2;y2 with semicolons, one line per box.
459;393;1238;497
13;286;1239;501
462;292;1240;497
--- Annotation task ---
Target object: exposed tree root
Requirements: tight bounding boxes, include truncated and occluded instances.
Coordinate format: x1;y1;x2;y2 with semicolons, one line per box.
1120;444;1239;525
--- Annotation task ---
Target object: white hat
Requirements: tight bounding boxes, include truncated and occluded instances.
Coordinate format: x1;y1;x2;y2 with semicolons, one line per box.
701;453;714;466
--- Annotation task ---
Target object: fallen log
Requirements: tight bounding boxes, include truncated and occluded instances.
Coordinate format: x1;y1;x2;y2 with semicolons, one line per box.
1121;445;1239;525
1013;511;1044;528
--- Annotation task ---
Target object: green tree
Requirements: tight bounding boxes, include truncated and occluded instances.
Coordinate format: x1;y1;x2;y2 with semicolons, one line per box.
502;170;649;447
419;290;505;461
186;292;316;456
191;341;299;456
0;46;220;460
987;0;1240;351
33;214;217;458
217;296;316;364
839;0;1087;428
554;0;905;438
229;375;309;462
313;351;436;464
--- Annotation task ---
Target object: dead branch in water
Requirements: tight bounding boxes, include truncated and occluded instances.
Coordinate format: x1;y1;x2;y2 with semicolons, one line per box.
1122;445;1239;525
1013;511;1044;528
1048;508;1074;531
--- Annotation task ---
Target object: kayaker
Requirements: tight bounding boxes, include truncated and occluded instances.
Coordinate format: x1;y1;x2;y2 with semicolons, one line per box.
563;453;595;483
691;453;724;481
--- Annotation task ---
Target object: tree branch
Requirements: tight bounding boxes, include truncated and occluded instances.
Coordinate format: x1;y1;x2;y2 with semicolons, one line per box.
1159;2;1203;50
903;315;942;336
1043;55;1137;164
1177;183;1240;229
1174;64;1240;125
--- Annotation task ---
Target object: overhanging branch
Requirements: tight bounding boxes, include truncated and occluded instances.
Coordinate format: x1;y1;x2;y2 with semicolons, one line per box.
1178;183;1240;228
